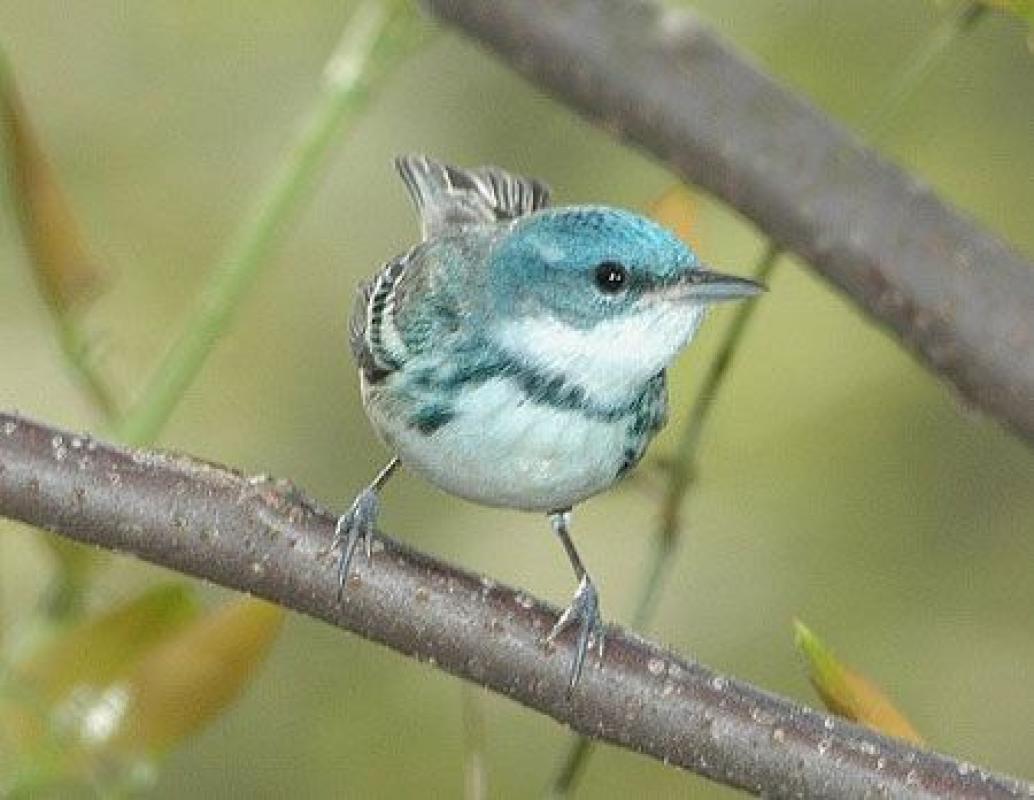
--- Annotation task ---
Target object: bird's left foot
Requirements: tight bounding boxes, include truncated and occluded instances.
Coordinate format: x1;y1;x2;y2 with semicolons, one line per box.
546;574;605;692
333;458;400;598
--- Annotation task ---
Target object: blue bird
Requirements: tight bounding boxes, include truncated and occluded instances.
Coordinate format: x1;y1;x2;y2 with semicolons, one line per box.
336;155;762;689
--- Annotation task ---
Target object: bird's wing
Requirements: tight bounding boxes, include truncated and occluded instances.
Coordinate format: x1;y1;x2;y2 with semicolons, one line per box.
395;153;551;240
349;247;416;383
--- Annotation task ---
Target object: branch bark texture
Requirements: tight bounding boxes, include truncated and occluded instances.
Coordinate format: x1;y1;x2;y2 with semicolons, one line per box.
1;411;1031;798
420;0;1034;447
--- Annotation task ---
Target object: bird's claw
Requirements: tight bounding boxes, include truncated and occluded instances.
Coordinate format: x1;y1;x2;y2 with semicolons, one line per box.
546;575;605;692
333;487;380;597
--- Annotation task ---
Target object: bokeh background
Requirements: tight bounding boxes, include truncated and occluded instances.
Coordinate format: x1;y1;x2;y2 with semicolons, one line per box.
2;1;1034;796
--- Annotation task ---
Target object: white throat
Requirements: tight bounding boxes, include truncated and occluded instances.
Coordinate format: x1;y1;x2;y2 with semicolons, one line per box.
495;303;707;405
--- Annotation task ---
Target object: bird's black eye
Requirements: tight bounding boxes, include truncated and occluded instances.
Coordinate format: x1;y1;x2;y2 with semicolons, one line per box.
594;261;627;294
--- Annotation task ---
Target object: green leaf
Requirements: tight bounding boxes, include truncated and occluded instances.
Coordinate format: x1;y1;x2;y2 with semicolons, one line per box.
794;619;924;744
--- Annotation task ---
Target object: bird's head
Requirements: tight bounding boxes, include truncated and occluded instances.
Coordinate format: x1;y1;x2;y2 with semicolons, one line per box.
486;206;762;399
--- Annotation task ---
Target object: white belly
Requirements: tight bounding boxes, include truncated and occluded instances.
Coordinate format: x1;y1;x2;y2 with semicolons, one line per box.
367;377;628;512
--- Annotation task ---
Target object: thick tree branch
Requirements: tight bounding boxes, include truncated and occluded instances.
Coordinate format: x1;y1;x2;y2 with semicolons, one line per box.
1;412;1031;798
420;0;1034;447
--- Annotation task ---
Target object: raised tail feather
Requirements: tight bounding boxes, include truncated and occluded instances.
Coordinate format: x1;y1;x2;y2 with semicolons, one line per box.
394;154;551;240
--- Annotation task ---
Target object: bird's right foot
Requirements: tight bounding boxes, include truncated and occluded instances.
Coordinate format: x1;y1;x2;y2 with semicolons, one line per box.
333;487;381;597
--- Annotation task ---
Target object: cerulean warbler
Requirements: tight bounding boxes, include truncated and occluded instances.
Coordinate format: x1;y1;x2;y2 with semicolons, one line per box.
336;155;762;689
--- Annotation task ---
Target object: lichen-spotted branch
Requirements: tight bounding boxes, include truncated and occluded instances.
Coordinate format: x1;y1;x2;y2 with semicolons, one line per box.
1;411;1031;799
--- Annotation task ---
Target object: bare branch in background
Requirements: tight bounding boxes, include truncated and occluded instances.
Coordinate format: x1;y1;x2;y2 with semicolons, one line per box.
419;0;1034;448
1;411;1031;798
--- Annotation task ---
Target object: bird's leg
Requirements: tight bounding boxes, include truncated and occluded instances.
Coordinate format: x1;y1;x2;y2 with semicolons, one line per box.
544;509;605;691
334;457;400;596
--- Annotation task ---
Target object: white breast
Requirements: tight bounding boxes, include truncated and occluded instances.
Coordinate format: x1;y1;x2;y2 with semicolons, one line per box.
367;377;628;512
494;304;706;406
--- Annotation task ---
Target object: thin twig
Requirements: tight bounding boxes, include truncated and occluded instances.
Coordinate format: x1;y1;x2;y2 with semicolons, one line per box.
0;411;1031;799
654;246;780;568
118;1;420;445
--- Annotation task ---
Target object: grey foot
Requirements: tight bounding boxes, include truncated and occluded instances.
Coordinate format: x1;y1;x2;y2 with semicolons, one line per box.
333;487;380;596
546;575;605;691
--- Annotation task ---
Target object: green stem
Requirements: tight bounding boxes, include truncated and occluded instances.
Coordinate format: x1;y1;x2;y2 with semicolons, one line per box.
862;1;988;141
56;318;121;424
461;685;488;800
118;1;416;445
545;2;986;796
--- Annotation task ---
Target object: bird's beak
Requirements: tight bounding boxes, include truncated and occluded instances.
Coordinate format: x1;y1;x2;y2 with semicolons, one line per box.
664;267;766;303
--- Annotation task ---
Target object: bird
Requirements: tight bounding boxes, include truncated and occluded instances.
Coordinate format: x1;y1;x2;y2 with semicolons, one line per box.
335;154;763;690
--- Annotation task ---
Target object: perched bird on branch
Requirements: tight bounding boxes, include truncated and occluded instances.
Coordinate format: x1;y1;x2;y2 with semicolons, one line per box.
336;154;762;689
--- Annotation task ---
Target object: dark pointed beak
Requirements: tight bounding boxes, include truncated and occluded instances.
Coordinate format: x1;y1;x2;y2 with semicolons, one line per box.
665;267;766;303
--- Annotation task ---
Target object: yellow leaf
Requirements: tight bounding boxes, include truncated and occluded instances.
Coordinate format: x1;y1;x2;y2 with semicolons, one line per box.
2;584;198;759
1;590;282;791
793;619;924;745
0;53;107;317
647;184;700;250
111;598;284;753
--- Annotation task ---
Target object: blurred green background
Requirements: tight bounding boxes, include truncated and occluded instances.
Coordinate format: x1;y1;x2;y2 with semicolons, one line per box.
2;0;1034;796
